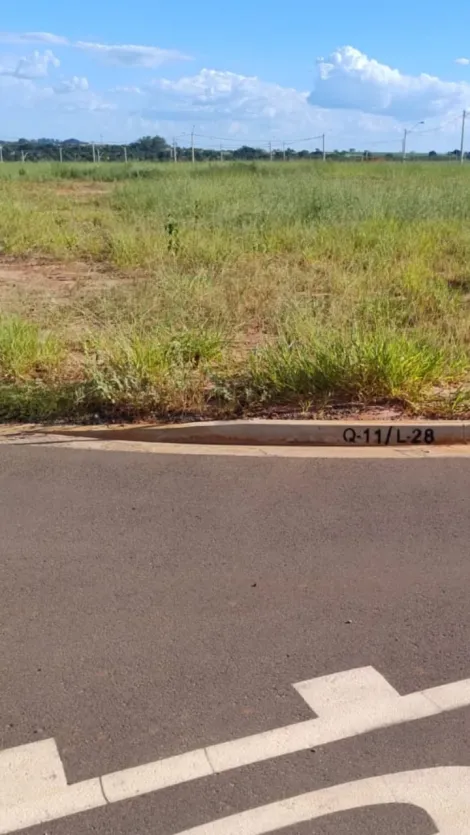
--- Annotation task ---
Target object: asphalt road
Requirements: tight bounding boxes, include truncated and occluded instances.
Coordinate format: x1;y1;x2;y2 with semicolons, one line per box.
1;445;470;834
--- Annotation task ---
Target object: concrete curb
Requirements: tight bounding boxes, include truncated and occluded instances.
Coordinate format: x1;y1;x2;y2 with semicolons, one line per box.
7;419;470;447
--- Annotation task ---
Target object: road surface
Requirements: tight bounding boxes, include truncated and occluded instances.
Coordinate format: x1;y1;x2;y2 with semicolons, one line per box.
1;443;470;834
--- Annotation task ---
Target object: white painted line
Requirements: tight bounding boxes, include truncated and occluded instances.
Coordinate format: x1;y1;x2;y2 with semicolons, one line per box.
0;739;66;806
172;767;470;835
422;678;470;711
102;749;213;803
0;779;105;835
205;667;438;773
293;666;400;711
0;738;105;835
205;691;439;774
2;666;470;833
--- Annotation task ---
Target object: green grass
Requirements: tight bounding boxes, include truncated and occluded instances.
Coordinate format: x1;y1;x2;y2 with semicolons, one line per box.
0;160;469;421
0;316;65;381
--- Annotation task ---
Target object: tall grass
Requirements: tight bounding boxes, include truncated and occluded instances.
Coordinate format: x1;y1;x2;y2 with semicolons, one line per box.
0;161;469;420
0;316;65;380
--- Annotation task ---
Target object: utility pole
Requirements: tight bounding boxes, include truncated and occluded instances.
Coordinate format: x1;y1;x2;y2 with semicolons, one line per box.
269;141;273;161
460;110;467;164
402;121;424;162
322;133;326;161
21;150;26;163
0;145;3;163
191;126;195;164
402;129;408;162
92;142;96;163
172;138;177;163
59;146;63;164
123;145;128;163
282;141;286;162
220;144;223;162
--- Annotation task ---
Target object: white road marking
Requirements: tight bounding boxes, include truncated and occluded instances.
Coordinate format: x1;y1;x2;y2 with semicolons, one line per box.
422;677;470;710
173;767;470;835
0;739;104;834
0;739;67;807
293;666;400;710
102;749;212;803
1;780;105;835
2;666;470;833
204;668;439;773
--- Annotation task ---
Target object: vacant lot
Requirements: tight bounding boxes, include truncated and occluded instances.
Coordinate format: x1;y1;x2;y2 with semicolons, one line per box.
0;160;469;421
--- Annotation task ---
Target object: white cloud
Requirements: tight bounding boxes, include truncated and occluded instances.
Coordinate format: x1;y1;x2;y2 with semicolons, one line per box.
53;75;89;94
134;67;400;149
0;30;189;68
0;49;60;79
154;69;310;122
60;96;116;113
15;49;60;78
111;85;144;94
0;31;69;46
456;57;470;66
75;41;188;68
310;46;470;120
22;32;69;46
0;41;468;150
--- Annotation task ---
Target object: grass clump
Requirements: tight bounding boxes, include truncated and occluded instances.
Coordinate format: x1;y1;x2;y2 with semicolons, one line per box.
247;325;465;406
80;326;227;416
0;316;65;381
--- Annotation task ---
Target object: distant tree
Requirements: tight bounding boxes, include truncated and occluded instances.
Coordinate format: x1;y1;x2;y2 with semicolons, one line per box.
128;135;170;160
428;150;437;156
233;145;268;160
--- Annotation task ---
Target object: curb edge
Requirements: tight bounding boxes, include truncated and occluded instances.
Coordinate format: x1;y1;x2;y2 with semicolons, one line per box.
1;420;469;447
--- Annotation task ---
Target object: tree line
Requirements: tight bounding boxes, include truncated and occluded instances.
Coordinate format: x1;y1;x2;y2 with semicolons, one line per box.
0;135;325;162
0;135;468;162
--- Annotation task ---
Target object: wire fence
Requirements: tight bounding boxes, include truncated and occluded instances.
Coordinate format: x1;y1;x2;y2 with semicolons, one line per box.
1;113;469;163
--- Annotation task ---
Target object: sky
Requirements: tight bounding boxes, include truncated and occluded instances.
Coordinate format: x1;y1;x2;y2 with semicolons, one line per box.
2;0;470;151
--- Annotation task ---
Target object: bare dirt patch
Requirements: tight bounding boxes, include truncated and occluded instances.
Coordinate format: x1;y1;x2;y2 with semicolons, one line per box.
0;257;124;308
50;183;113;199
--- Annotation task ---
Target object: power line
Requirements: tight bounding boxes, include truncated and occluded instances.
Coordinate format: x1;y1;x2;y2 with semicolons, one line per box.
192;132;324;146
2;121;469;163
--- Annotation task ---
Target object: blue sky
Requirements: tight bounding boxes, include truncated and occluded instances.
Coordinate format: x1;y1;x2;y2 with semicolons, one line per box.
2;0;470;150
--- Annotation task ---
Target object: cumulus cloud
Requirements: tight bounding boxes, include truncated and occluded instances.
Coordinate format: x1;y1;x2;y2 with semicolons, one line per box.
310;46;470;120
15;49;60;78
155;68;309;121
53;75;89;94
0;40;468;149
133;67;401;149
0;49;60;79
456;57;470;66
